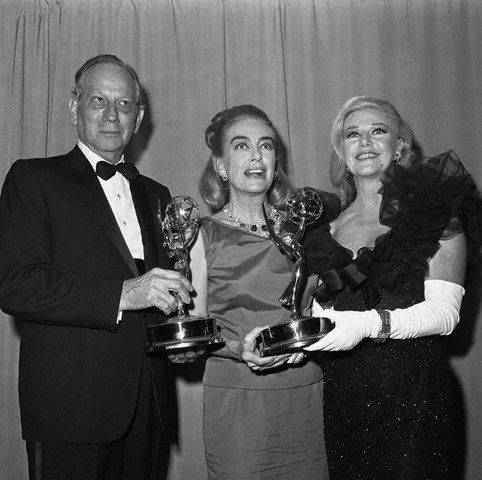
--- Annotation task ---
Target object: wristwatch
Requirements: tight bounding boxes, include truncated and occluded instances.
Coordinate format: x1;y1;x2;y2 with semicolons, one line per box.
373;309;391;343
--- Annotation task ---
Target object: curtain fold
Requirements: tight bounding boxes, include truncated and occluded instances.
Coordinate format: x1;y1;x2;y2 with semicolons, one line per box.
1;1;481;479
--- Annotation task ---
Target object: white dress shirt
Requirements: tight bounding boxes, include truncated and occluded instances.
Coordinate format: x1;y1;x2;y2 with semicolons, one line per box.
79;141;145;323
79;141;144;260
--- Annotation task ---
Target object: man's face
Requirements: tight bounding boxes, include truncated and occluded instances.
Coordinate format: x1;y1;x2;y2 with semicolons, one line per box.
69;63;144;164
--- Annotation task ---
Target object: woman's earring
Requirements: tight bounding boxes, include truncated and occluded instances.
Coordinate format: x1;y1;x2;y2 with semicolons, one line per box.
220;171;228;182
394;151;401;164
344;167;351;178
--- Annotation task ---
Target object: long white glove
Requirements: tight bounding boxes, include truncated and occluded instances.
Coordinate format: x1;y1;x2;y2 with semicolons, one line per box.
305;279;464;351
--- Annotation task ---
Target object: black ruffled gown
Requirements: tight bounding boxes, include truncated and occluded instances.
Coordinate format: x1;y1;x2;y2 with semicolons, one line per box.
304;151;481;480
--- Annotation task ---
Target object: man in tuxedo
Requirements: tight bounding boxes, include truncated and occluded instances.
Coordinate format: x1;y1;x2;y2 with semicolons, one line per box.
0;54;192;479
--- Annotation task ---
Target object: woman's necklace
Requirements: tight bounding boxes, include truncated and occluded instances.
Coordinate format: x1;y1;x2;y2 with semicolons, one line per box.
222;203;281;238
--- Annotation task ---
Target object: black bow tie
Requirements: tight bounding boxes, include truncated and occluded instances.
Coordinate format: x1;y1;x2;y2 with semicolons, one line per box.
96;161;139;181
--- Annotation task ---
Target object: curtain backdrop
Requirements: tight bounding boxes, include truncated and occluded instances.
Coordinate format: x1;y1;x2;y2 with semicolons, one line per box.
1;1;481;479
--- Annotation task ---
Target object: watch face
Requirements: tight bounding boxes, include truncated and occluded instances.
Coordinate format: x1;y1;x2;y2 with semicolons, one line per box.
375;309;391;343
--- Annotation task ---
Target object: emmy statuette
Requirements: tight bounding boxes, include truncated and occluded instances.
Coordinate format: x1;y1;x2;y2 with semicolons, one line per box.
257;188;334;356
146;196;223;352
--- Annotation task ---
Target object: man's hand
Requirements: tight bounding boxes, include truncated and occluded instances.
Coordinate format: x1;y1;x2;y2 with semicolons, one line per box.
119;268;193;315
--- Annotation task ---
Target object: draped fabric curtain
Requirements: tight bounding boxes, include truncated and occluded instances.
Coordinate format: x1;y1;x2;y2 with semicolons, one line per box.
1;1;481;478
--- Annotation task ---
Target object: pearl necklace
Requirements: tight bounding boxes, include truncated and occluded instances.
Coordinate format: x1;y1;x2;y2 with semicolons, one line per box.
222;204;281;238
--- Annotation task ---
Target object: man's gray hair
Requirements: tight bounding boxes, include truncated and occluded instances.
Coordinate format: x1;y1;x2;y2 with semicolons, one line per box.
71;54;143;106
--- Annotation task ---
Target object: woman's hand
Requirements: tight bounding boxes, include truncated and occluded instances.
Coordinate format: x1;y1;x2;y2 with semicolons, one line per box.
167;348;205;363
241;326;305;371
304;304;379;351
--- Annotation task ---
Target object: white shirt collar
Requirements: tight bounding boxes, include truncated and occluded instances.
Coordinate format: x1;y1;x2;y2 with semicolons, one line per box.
77;140;125;171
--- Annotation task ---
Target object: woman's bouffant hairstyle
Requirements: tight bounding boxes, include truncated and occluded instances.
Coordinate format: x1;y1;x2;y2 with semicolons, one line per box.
330;95;415;208
199;104;292;210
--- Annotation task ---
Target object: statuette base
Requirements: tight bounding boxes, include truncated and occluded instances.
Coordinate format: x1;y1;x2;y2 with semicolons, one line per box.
257;316;334;357
146;317;224;353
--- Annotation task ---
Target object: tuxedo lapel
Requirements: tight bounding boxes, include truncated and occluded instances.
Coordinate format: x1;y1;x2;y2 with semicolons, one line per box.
130;177;157;271
68;147;139;276
130;176;171;271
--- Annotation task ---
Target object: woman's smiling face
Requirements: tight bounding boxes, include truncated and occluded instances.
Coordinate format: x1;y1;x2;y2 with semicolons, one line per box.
343;108;402;179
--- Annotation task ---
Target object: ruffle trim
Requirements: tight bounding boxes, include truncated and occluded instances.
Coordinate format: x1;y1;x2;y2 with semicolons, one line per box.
306;150;481;309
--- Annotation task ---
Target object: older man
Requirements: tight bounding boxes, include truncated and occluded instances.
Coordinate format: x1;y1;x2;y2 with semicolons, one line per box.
0;55;191;479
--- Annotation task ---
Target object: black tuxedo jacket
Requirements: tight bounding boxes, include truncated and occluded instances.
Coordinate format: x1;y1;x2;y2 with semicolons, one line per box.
0;146;172;443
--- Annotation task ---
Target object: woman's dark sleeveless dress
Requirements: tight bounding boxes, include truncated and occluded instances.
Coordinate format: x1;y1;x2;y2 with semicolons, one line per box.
304;151;481;480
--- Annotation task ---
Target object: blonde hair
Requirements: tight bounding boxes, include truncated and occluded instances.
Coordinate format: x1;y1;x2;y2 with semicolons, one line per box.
330;96;415;207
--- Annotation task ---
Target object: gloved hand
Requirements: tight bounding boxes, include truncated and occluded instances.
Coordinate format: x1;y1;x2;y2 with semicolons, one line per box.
304;302;379;351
